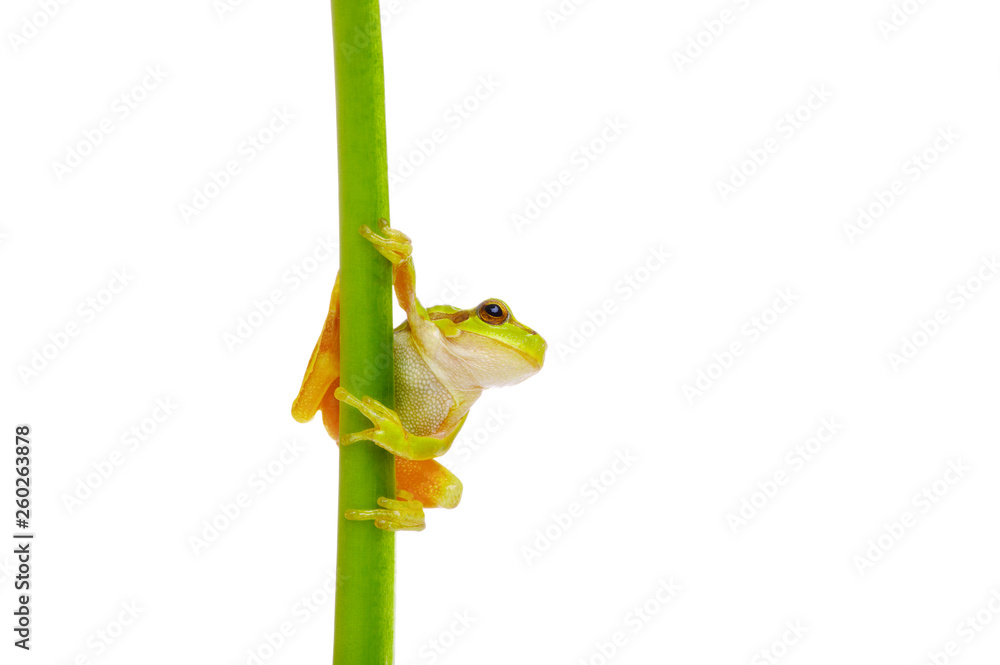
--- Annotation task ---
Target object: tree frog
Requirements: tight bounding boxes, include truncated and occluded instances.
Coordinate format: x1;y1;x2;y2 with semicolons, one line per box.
291;221;546;531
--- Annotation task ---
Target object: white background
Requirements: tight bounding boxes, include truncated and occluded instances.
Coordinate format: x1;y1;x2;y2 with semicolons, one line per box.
3;0;1000;664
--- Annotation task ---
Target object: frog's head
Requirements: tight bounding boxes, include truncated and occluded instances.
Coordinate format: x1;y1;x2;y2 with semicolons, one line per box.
427;299;546;388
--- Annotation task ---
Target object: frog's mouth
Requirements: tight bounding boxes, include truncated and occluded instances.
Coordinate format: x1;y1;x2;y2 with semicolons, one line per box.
511;319;539;336
429;304;546;369
513;331;547;370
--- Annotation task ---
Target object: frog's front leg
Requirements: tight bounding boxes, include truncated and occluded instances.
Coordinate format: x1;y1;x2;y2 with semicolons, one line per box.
345;490;426;532
333;387;461;461
359;221;444;348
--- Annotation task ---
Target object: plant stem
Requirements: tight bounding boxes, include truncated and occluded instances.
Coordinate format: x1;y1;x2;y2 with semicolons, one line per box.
331;0;395;663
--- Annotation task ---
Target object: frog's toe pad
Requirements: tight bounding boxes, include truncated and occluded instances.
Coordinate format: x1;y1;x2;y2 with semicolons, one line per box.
359;223;413;264
345;495;426;532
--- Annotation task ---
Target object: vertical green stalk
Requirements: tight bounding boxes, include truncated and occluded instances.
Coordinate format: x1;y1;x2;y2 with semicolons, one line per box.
332;0;394;664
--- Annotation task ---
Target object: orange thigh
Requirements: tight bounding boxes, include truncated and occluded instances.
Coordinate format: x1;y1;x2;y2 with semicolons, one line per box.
396;458;462;509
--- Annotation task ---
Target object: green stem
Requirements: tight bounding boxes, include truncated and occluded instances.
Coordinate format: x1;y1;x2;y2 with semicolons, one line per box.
331;0;394;663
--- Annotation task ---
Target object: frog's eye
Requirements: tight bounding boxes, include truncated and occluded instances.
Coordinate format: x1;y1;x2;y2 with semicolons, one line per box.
477;300;509;325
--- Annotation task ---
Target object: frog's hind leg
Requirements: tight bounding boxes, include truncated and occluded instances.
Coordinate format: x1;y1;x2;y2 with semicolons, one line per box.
396;458;463;509
291;273;341;441
316;378;340;440
343;460;461;532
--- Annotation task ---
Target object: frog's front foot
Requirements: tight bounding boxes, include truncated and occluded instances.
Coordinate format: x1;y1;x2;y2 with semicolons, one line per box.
334;386;407;448
335;387;448;460
359;219;412;267
345;490;426;531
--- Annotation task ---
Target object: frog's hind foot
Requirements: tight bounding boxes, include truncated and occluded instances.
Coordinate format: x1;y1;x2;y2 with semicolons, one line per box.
345;490;426;532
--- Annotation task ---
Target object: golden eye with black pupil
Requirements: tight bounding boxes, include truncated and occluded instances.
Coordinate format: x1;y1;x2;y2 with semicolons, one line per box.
478;300;508;325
